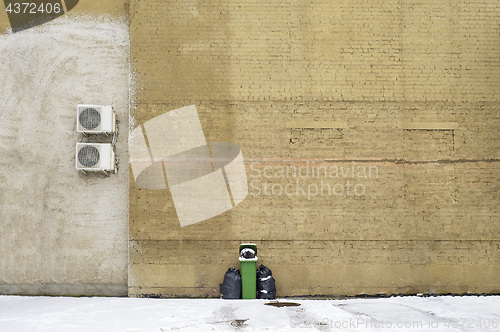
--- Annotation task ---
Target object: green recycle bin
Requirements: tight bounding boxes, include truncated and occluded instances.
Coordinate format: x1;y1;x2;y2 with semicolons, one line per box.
239;243;258;299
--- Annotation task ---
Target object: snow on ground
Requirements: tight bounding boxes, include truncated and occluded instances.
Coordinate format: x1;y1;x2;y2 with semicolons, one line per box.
0;295;499;332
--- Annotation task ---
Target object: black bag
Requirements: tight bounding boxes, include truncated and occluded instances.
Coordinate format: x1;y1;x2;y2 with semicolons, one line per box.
221;268;241;299
256;265;276;299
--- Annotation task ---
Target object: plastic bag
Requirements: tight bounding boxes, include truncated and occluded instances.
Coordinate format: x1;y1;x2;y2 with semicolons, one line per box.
256;265;276;299
239;248;256;259
221;268;241;299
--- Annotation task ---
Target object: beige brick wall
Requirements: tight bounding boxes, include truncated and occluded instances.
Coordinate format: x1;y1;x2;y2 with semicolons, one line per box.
129;0;500;297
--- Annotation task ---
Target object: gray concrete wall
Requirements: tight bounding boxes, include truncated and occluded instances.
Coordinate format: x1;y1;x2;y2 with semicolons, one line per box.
0;15;130;296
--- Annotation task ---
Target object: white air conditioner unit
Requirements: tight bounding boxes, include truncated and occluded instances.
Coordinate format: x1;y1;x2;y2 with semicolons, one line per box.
77;105;116;134
76;143;115;172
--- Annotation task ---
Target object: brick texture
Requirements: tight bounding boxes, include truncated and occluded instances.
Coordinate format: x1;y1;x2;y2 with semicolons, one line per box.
129;0;500;297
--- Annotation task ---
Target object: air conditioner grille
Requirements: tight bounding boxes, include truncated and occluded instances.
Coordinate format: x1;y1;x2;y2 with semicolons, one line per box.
78;145;100;167
79;108;101;130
